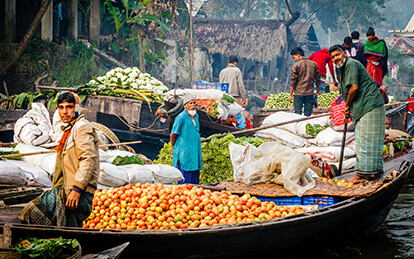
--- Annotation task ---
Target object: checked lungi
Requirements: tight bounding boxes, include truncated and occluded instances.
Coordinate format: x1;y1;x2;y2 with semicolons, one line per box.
354;105;385;174
21;185;93;227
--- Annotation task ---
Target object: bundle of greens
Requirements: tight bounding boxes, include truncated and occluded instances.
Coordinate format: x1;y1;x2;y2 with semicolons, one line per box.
15;237;80;259
305;123;329;137
112;155;144;165
153;134;268;184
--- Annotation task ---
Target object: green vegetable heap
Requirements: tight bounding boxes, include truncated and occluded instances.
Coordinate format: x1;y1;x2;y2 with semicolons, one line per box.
153;134;268;184
317;91;340;107
15;237;80;259
264;92;293;109
305;123;329;137
112;155;144;165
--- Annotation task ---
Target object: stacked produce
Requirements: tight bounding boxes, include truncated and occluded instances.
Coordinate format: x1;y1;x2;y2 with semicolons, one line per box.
89;67;168;104
83;183;307;230
317;91;340;107
264;91;340;109
153;134;268;184
264;93;293;109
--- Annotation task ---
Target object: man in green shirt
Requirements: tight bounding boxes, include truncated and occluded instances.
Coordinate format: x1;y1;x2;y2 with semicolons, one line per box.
329;45;385;183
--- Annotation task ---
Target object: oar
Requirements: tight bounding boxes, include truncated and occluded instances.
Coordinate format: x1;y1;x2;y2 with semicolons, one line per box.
0;140;143;159
338;122;348;176
201;112;331;142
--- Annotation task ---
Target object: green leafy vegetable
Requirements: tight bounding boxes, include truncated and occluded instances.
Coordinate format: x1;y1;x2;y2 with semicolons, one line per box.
112;155;144;165
15;237;79;259
153;134;269;184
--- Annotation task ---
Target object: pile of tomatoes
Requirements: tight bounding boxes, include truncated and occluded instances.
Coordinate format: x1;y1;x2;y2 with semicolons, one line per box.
83;183;307;230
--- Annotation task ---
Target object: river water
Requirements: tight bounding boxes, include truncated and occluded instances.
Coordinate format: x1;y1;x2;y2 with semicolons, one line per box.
309;178;414;259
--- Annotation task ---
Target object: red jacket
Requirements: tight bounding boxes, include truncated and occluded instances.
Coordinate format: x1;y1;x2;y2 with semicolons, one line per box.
308;49;335;80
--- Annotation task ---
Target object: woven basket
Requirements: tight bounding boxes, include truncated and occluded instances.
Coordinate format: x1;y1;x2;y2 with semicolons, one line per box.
67;244;81;259
91;122;120;144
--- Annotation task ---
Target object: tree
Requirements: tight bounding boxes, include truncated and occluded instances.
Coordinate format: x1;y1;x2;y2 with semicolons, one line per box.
104;0;172;73
0;0;52;76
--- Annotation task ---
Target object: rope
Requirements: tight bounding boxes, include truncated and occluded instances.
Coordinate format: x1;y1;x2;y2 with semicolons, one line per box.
113;113;168;132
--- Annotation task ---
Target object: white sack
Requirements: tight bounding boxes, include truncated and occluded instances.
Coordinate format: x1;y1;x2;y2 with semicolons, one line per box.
295;116;329;138
229;142;315;196
227;103;243;116
255;128;309;148
145;164;184;184
11;160;52;187
52;109;64;142
99;162;129;187
14;103;54;146
117;164;155;184
331;157;357;170
261;111;302;133
295;146;356;163
15;143;56;175
0;160;27;185
229;142;259;182
100;149;137;163
315;127;355;147
216;101;230;120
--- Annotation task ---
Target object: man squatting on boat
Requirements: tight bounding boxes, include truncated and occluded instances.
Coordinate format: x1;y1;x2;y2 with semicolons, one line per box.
21;92;99;227
329;45;386;183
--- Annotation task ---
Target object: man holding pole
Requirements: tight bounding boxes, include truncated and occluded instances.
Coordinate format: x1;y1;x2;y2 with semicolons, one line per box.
21;92;99;227
329;45;385;183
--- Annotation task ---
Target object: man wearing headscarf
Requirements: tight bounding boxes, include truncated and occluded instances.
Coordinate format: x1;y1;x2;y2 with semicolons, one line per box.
21;92;99;227
364;27;388;85
170;93;203;184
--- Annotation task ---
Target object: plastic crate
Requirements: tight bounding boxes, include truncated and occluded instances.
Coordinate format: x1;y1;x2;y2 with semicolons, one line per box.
255;196;302;206
302;196;341;208
191;81;229;93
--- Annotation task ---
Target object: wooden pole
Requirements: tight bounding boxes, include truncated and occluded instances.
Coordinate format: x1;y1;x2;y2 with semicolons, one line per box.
0;141;143;159
201;112;331;142
338;122;348;175
189;0;194;82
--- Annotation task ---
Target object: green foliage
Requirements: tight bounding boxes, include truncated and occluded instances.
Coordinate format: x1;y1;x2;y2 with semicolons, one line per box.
153;134;269;184
15;237;79;259
112;155;145;165
384;47;414;100
103;0;171;70
51;41;105;87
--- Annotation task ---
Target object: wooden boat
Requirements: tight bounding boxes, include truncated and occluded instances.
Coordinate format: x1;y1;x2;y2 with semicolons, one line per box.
0;153;412;258
253;102;412;132
0;95;252;160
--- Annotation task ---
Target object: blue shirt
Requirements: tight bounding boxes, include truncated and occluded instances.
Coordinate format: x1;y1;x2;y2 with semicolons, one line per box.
171;110;203;172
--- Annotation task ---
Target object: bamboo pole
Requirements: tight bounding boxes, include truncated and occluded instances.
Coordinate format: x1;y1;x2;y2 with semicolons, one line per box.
0;140;143;159
189;0;194;82
201;112;331;142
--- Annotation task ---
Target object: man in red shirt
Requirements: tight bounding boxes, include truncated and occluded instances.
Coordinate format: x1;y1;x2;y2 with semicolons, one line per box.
308;49;338;93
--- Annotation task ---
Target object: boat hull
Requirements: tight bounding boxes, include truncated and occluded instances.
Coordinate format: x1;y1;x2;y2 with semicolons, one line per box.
2;161;409;258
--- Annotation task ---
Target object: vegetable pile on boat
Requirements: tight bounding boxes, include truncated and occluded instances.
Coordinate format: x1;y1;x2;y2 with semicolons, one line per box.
83;183;307;230
264;92;293;109
153;134;268;184
264;91;340;109
15;237;80;259
317;91;340;107
89;67;168;103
